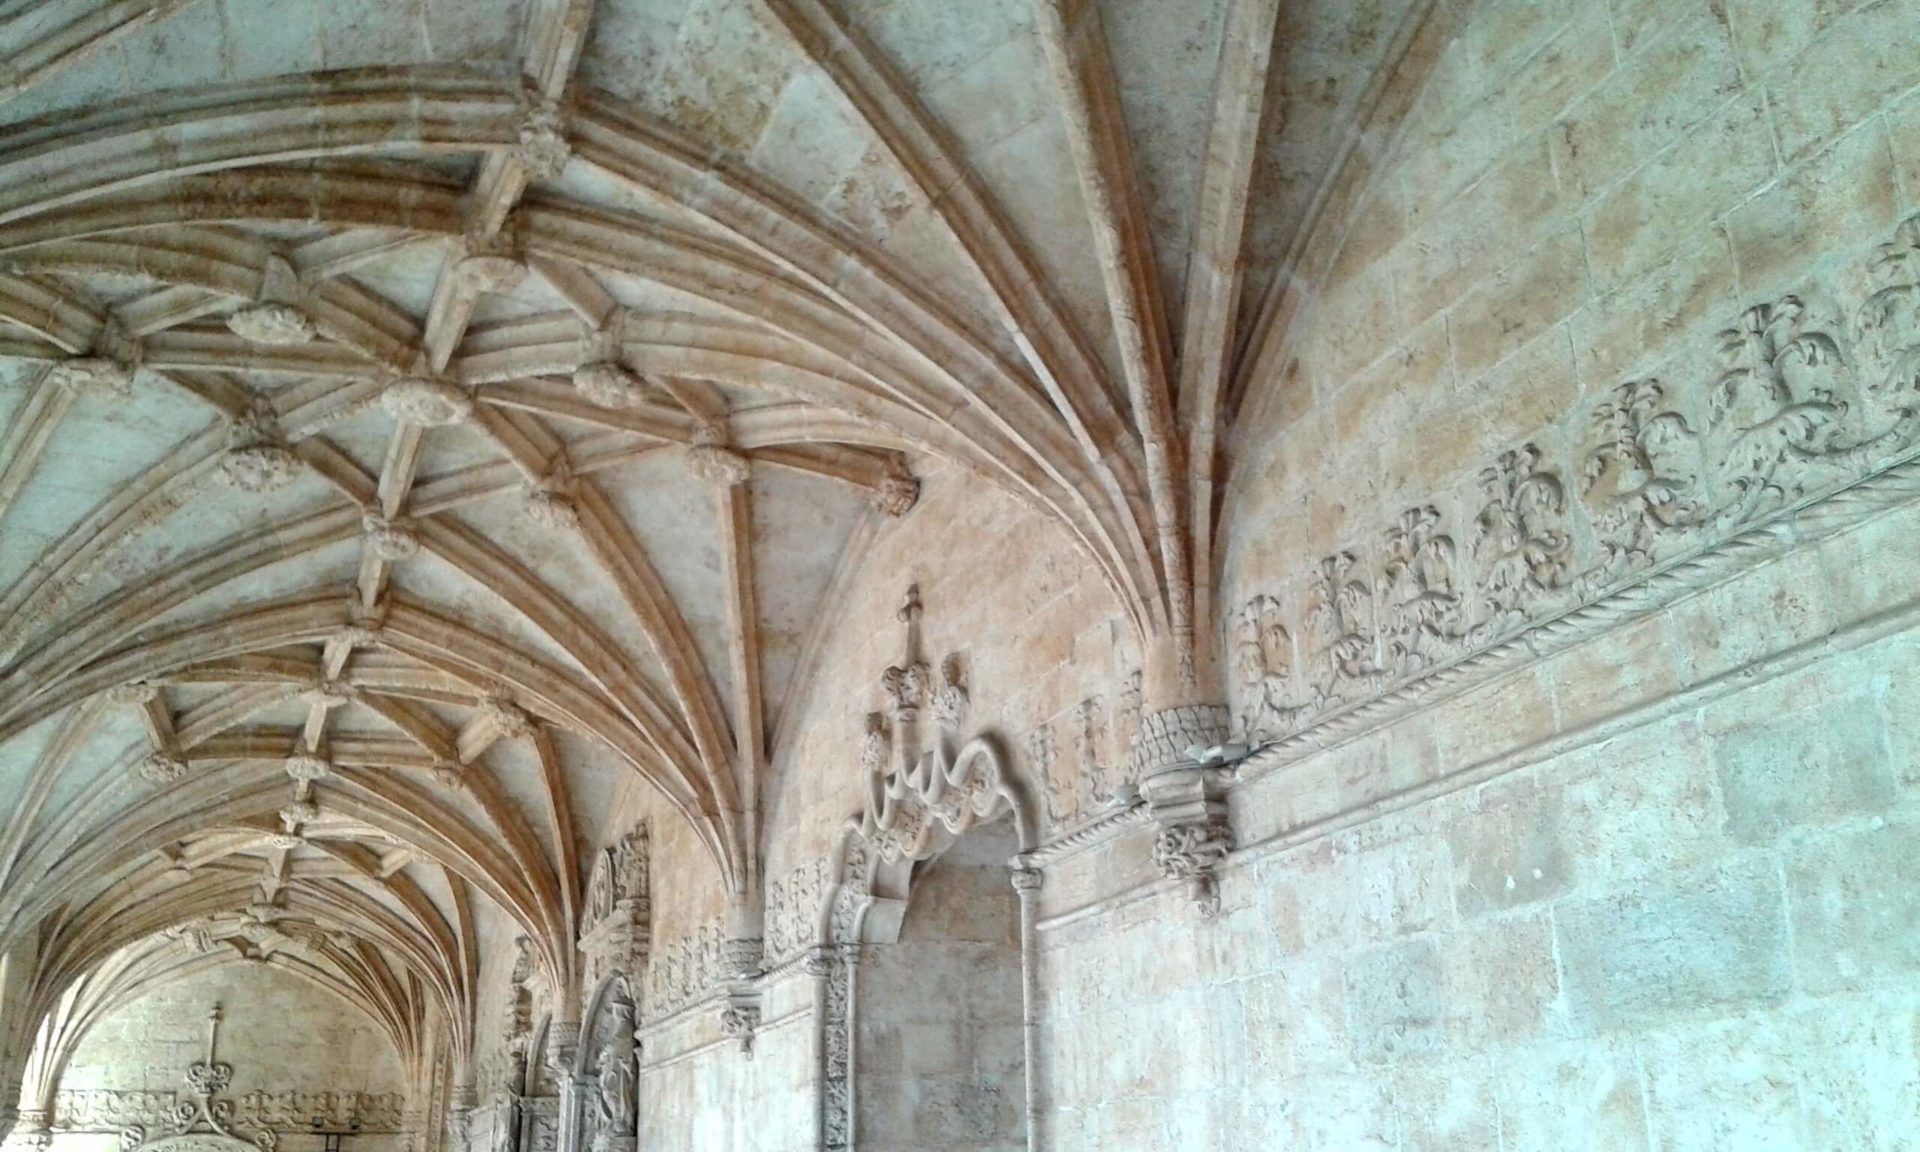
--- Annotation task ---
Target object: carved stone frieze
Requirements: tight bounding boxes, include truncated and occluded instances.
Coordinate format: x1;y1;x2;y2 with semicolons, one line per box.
1227;209;1920;768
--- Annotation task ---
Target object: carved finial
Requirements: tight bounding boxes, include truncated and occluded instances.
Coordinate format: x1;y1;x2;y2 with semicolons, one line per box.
896;583;922;626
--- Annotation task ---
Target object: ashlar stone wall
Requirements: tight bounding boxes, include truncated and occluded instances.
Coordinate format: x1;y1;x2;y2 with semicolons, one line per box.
44;964;409;1152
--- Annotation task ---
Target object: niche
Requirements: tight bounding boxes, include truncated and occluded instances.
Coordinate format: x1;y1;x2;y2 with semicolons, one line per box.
854;817;1026;1152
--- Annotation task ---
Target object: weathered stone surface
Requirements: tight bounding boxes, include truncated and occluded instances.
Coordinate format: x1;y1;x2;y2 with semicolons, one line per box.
1787;820;1920;993
1557;859;1792;1030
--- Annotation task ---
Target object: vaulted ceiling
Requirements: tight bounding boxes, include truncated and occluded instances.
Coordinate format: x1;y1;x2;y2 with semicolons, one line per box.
0;0;1425;1051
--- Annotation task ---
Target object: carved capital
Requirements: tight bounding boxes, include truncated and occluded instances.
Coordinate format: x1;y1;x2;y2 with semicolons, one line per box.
1009;867;1043;895
1129;703;1231;779
1151;822;1232;917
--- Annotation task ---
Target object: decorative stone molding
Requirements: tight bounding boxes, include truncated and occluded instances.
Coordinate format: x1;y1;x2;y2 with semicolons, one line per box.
453;253;526;295
480;696;535;742
764;858;831;963
578;824;649;994
379;378;473;427
218;407;301;493
282;753;331;784
515;98;570;179
118;1006;277;1152
1128;703;1230;779
641;920;724;1017
135;751;189;785
570;361;642;409
227;304;315;347
870;457;920;517
684;424;750;486
362;513;420;561
1227;210;1920;784
47;354;135;395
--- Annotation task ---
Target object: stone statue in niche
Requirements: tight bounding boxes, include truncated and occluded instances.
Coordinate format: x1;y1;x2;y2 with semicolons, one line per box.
590;998;636;1145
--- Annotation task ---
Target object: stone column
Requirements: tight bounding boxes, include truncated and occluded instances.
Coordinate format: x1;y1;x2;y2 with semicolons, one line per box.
1010;867;1044;1152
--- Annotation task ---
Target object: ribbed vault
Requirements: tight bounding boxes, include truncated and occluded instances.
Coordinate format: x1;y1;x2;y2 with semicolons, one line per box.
0;0;1450;1133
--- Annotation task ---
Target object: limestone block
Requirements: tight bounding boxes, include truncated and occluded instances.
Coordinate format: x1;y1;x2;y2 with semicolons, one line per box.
1495;1039;1649;1151
1727;117;1903;298
1446;773;1573;917
1556;858;1790;1030
1787;819;1920;993
1765;0;1920;162
1709;686;1894;844
1344;938;1446;1064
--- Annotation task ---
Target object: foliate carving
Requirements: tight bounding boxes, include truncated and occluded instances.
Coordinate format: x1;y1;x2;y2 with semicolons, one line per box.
1469;444;1571;644
931;654;968;730
765;858;830;961
481;696;534;741
685;424;751;486
1304;550;1377;704
1032;722;1071;827
362;513;420;561
136;751;189;785
522;481;579;531
571;362;643;409
282;753;331;784
642;919;726;1016
453;254;525;295
579;824;649;990
107;681;158;706
54;1089;408;1135
379;378;473;427
1580;378;1706;581
854;585;1024;865
218;407;301;493
871;457;920;517
1231;595;1301;742
516;99;571;179
718;1003;760;1056
1152;823;1232;919
48;355;135;395
1379;505;1462;677
226;304;314;347
1223;211;1920;759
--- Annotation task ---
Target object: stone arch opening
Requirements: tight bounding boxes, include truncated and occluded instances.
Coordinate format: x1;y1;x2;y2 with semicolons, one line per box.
853;814;1027;1152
